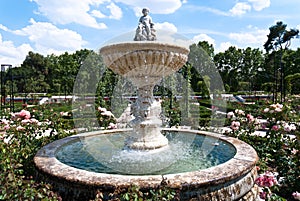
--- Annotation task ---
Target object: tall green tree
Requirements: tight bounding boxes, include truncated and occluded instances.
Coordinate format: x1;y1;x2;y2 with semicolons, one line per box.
17;51;50;94
188;41;217;95
240;47;264;91
214;46;243;92
264;21;299;53
264;21;299;102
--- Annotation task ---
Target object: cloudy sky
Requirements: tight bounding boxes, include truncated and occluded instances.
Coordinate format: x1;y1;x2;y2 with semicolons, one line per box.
0;0;299;66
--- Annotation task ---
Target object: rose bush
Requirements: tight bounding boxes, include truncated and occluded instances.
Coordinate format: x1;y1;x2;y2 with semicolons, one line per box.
226;100;300;200
0;105;73;200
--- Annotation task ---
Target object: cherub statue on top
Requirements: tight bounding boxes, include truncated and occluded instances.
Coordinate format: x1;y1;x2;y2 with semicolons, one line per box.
134;8;156;41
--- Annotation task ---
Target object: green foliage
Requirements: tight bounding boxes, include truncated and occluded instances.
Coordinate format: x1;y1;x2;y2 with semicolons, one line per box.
121;178;179;201
285;73;300;94
264;21;299;53
161;98;181;127
88;178;179;201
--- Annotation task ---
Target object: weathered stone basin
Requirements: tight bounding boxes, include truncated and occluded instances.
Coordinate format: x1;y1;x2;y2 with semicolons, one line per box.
34;129;259;201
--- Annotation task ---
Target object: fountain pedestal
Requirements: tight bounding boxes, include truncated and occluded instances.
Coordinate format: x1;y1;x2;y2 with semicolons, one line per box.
100;42;189;149
126;85;168;149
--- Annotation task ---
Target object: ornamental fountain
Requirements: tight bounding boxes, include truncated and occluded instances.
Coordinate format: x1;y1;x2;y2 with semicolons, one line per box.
34;9;259;201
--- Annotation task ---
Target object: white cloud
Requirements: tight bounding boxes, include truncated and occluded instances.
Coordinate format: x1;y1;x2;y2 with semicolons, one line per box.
248;0;270;11
91;10;107;19
229;2;251;16
0;24;9;32
228;0;270;16
107;2;122;19
228;27;268;47
187;6;229;16
116;0;183;15
92;2;122;20
155;22;178;33
0;18;89;66
155;22;178;43
14;19;87;54
192;34;216;47
216;42;236;53
31;0;184;28
151;22;190;48
0;34;33;67
31;0;107;29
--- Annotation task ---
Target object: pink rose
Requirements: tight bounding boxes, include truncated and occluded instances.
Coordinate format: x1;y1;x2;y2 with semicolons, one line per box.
293;191;300;200
16;126;25;131
271;125;280;131
246;114;255;122
227;111;235;119
18;110;31;119
255;171;278;188
4;125;10;130
230;121;240;131
259;191;267;199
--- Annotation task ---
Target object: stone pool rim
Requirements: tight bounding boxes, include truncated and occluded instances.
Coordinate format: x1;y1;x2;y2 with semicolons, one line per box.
34;128;259;200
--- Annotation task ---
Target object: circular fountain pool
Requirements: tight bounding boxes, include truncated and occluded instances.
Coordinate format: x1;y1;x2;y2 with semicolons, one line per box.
55;129;236;175
34;129;259;201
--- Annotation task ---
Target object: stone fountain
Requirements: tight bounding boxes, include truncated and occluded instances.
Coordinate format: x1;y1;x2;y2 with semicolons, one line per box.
34;9;259;201
99;42;188;150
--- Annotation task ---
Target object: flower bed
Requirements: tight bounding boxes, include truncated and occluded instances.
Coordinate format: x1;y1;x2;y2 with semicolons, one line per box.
225;99;300;200
1;99;299;200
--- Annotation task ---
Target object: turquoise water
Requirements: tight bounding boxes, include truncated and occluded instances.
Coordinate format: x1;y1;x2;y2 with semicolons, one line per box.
55;131;236;175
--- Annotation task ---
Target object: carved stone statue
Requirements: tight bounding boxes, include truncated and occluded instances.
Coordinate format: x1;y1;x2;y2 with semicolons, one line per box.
134;8;156;41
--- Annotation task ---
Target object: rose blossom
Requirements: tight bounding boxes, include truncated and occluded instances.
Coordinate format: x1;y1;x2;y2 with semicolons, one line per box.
101;110;114;117
271;125;280;131
289;123;297;131
291;148;298;155
19;109;31;119
227;111;235;119
97;107;107;112
30;118;39;124
293;192;300;200
246;114;255;122
235;109;245;115
274;107;282;112
283;123;296;132
259;191;268;200
108;122;117;129
21;119;31;124
4;124;10;130
270;103;283;109
255;171;278;188
16;125;25;131
13;109;31;120
230;121;240;131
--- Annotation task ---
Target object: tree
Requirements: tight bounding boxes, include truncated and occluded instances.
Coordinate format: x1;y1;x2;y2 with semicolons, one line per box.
240;48;264;92
283;48;300;75
264;21;299;102
15;51;50;95
187;41;217;95
214;46;243;92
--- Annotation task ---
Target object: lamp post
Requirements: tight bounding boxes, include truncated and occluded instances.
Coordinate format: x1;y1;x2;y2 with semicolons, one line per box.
0;64;13;112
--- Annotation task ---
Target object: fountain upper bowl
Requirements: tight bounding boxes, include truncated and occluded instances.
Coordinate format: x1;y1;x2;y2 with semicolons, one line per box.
99;42;189;86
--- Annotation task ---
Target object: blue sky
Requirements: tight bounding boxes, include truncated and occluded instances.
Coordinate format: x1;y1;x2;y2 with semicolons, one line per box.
0;0;300;67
